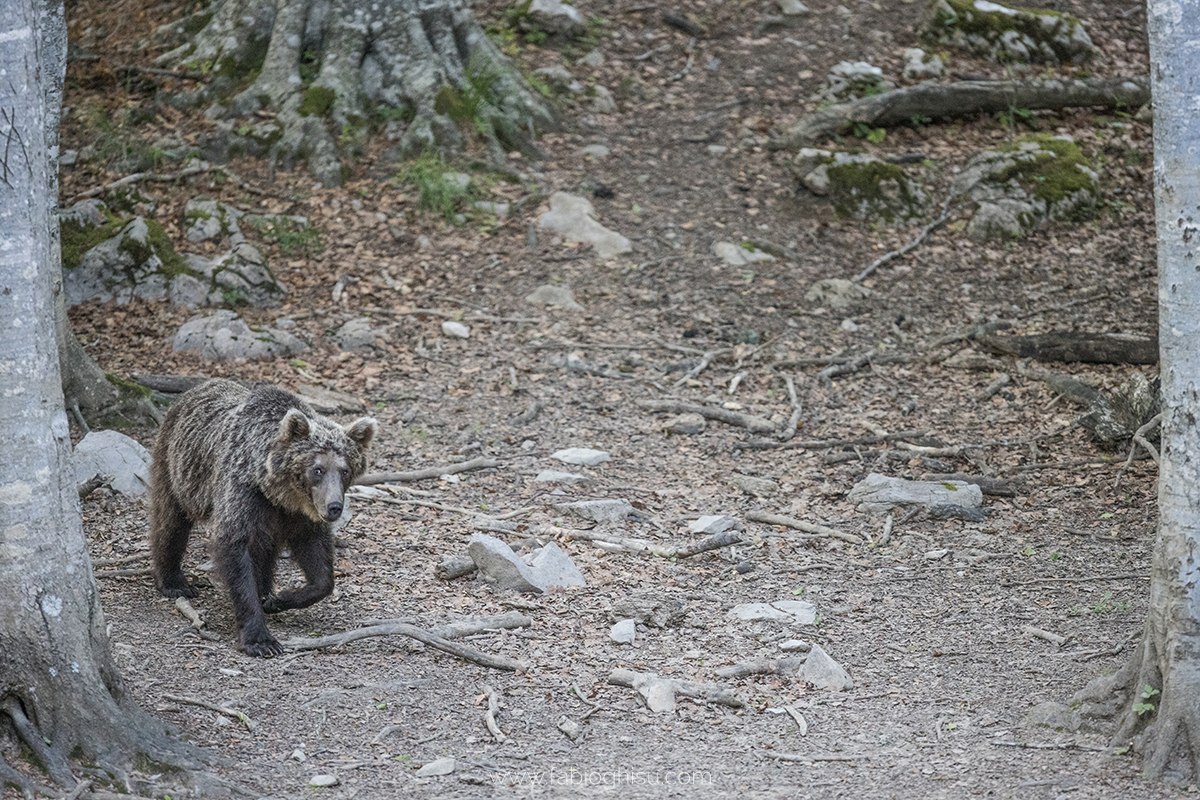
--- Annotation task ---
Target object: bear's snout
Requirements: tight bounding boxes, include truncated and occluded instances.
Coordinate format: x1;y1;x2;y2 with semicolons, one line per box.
325;502;343;522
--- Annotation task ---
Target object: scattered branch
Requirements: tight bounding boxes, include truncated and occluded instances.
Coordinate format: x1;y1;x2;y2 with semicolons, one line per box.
636;398;776;433
745;511;863;545
744;430;931;451
482;686;505;743
673;349;729;388
163;694;256;732
67;160;215;205
357;457;499;485
608;669;743;708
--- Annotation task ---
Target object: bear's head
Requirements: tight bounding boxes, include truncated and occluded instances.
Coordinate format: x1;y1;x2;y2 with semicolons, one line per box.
273;410;378;523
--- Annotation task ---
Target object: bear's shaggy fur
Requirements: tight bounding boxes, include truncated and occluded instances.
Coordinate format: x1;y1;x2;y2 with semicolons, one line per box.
149;379;377;657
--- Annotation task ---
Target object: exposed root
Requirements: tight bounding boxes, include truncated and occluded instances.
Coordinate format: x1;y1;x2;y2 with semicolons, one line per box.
167;0;557;186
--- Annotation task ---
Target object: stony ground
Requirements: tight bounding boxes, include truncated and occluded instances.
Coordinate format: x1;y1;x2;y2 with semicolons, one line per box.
8;0;1181;797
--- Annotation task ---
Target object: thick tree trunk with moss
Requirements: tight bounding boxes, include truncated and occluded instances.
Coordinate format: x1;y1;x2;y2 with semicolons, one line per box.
161;0;557;186
1071;0;1200;781
0;2;201;793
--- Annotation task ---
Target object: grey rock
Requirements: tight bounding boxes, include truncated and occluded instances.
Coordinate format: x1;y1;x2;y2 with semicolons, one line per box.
799;644;853;691
533;65;577;93
804;278;871;308
60;199;108;227
535;470;591;485
552;447;610;466
798;152;930;223
664;413;706;435
468;534;586;593
416;235;433;250
778;0;810;14
308;774;340;787
578;49;605;68
473;201;510;220
903;47;945;81
780;639;811;652
634;676;676;713
728;475;779;497
610;595;689;628
173;310;308;362
688;515;739;535
579;144;610;159
525;0;586;37
925;0;1096;65
59;149;78;167
65;217;171;307
441;320;470;339
556;498;635;523
817;61;894;103
183;198;242;243
713;241;775;266
591;85;617;113
791;147;833;179
73;430;151;497
849;472;983;515
526;284;584;310
539;191;631;258
557;715;584;740
330;317;386;352
415;757;456;777
1023;701;1082;732
729;601;816;625
610;619;637;644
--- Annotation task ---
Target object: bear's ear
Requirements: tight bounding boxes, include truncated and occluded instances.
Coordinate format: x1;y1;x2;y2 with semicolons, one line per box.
344;417;378;450
277;409;311;444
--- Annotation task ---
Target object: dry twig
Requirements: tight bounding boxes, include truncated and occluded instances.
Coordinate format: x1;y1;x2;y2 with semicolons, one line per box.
163;694;256;731
746;511;863;545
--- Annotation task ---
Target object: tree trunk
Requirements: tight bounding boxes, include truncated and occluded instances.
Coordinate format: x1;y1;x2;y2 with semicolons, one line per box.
1072;0;1200;780
162;0;558;186
0;2;200;793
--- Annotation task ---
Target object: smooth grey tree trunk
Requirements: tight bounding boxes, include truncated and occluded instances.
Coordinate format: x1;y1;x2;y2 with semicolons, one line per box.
162;0;557;186
0;1;199;792
1073;0;1200;781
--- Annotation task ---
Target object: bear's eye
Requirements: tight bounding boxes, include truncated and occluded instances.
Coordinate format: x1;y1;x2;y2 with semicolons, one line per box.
313;467;324;478
340;468;349;478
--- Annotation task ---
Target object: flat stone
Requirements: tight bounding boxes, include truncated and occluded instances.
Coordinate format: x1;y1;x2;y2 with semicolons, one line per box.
526;284;584;310
903;47;944;81
330;317;386;352
610;619;637;644
591;85;617;113
473;201;510;220
468;534;585;593
848;472;983;515
73;430;151;497
535;470;592;485
182;198;242;243
688;515;739;535
1023;701;1082;732
441;321;470;339
538;192;631;258
778;0;810;14
555;498;635;523
579;49;605;67
552;447;610;466
728;475;779;497
526;0;586;37
415;757;456;777
714;241;775;266
580;144;610;159
780;639;811;652
634;677;676;713
804;278;871;308
610;595;689;628
799;644;853;691
664;413;706;435
728;601;816;625
308;774;340;787
295;384;365;414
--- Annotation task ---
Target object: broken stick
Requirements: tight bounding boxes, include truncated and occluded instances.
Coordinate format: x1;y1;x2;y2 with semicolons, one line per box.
608;668;744;708
636;398;776;433
357;457;499;485
746;511;863;545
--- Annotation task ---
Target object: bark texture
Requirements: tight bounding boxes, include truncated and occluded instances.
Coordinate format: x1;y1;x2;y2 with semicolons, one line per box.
1073;0;1200;780
0;1;199;792
774;77;1151;149
162;0;557;185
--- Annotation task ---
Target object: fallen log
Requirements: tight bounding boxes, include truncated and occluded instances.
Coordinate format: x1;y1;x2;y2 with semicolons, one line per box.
975;331;1157;365
773;76;1150;149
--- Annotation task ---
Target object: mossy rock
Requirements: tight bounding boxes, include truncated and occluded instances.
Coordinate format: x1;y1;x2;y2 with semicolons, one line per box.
924;0;1096;65
798;151;930;224
957;134;1099;241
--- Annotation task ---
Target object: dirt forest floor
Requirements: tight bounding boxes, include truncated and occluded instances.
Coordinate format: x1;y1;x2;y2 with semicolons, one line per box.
24;0;1181;796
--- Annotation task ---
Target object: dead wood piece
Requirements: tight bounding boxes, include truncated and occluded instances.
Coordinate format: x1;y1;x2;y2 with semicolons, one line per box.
281;617;530;672
636;399;776;433
745;511;864;545
428;612;532;640
482;686;505;742
608;668;743;708
675;529;744;557
714;657;805;680
163;694;256;731
976;332;1157;365
774;77;1150;149
1022;626;1069;647
921;473;1015;497
357;457;499;485
566;528;742;559
672;349;728;388
67;161;215;205
130;373;209;394
1016;362;1102;407
758;751;861;763
436;555;479;580
991;740;1107;752
77;473;108;500
174;597;205;630
661;11;704;36
977;373;1011;402
550;355;634;380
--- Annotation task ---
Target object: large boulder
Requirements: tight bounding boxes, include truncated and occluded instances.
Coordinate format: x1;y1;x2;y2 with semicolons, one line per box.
924;0;1096;65
955;135;1099;241
173;310;308;361
73;430;152;497
815;61;894;103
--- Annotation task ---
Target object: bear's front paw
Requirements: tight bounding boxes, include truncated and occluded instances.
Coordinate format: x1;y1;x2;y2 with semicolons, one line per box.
157;574;200;599
241;635;284;658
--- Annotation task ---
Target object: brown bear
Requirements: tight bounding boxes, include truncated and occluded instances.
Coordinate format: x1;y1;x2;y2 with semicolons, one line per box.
148;379;377;657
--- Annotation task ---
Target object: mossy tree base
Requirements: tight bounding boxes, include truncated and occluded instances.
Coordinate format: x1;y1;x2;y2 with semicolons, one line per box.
160;0;558;186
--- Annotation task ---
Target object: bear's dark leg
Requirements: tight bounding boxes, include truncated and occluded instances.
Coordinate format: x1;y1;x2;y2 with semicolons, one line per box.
148;485;199;599
262;520;334;613
216;486;282;657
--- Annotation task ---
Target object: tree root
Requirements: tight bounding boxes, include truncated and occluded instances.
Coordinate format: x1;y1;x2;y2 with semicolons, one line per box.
165;0;558;186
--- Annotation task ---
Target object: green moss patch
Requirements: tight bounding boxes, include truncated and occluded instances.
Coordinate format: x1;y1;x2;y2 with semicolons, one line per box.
61;217;122;271
299;86;336;118
996;135;1095;208
826;160;927;223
